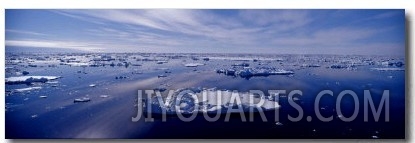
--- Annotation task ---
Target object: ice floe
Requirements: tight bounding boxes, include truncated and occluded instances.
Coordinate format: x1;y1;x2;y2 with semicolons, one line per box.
275;122;284;126
66;62;89;67
144;87;281;114
216;67;294;79
156;61;168;64
371;68;405;71
232;63;250;67
45;81;59;84
301;64;320;67
74;97;91;103
15;87;42;92
184;63;204;67
100;95;109;98
6;76;61;84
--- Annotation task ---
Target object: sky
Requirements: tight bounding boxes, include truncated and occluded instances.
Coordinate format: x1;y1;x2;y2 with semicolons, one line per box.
5;9;405;55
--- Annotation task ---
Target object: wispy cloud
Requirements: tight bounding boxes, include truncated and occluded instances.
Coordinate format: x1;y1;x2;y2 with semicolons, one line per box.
5;40;104;52
238;10;312;31
55;10;268;42
6;29;48;36
6;10;405;55
271;27;382;47
370;11;403;20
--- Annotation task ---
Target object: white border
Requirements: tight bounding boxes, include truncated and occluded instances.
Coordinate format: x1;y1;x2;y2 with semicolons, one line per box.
1;0;414;142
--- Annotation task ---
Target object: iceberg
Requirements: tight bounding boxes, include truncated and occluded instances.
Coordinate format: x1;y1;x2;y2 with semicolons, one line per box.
6;76;61;84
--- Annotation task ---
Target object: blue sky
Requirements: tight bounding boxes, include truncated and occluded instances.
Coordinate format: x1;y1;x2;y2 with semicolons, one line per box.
5;9;405;55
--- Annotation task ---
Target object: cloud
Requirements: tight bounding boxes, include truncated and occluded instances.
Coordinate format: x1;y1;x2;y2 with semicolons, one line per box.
6;10;404;55
5;40;104;52
271;27;379;46
370;11;402;20
238;10;311;29
6;29;47;36
54;10;266;44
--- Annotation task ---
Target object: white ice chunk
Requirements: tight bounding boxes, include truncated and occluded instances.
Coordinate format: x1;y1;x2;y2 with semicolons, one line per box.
371;68;405;71
185;63;204;67
31;114;38;118
206;105;222;112
45;81;59;84
156;61;168;64
262;100;281;110
66;62;89;67
100;95;109;98
74;97;91;103
147;87;281;114
15;87;42;92
6;76;61;84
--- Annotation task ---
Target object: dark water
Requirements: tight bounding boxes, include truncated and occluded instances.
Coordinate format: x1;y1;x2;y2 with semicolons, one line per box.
5;53;405;139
